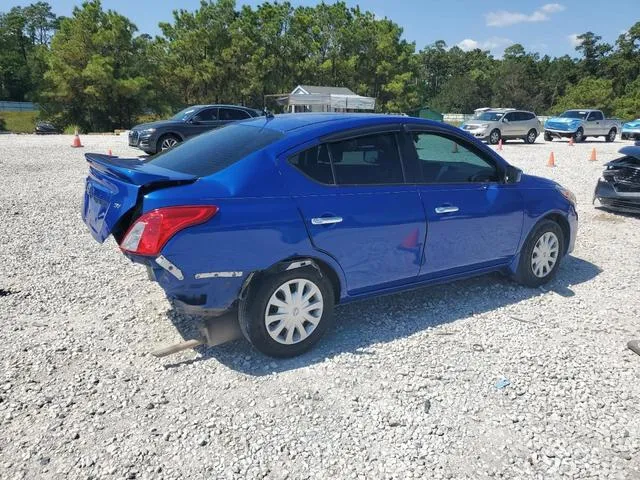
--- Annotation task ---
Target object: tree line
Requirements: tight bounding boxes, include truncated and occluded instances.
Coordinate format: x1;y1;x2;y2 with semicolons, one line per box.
1;0;639;131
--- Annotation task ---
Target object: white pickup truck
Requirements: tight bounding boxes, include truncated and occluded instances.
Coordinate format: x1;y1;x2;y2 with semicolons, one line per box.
544;109;621;143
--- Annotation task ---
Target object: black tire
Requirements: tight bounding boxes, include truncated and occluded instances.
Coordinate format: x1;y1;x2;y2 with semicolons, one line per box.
239;267;335;357
573;128;584;143
544;132;553;142
621;133;628;140
488;129;501;145
157;133;181;152
605;128;616;143
525;129;537;144
514;219;565;288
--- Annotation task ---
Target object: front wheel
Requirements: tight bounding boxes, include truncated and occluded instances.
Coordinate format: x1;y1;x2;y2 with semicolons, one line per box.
525;129;537;144
514;220;565;288
573;128;584;143
605;128;616;142
157;134;181;152
488;129;501;145
239;268;335;357
544;132;553;142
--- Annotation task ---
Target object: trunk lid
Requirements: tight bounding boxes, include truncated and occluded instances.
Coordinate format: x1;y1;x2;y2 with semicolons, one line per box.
82;153;196;243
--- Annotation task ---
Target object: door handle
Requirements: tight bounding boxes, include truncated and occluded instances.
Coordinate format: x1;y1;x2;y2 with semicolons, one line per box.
435;206;459;214
311;216;343;225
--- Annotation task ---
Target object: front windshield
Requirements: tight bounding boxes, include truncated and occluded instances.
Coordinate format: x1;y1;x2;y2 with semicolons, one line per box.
476;111;504;121
560;110;588;119
170;107;198;121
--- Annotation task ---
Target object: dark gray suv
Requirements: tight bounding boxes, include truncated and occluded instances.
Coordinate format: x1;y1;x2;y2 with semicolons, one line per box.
128;104;264;154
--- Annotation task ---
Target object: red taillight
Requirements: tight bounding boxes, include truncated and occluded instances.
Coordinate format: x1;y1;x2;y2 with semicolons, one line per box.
120;206;218;256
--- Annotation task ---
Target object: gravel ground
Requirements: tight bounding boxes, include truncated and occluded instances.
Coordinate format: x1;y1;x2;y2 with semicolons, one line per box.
0;132;639;480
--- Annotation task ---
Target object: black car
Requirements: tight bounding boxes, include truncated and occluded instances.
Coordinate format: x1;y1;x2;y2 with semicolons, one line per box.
594;143;640;214
128;105;264;154
35;121;61;135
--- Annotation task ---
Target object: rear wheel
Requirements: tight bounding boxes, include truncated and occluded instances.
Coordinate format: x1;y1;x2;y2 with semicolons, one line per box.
239;267;335;357
621;133;628;140
544;132;553;142
489;129;501;145
514;220;565;288
605;128;616;142
157;134;181;152
525;129;537;144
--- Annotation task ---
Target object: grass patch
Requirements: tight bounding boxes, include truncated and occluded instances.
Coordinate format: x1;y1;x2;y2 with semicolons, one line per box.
0;110;38;133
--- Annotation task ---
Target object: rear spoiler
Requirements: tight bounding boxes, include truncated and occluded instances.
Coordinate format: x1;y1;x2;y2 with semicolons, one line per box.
85;153;197;186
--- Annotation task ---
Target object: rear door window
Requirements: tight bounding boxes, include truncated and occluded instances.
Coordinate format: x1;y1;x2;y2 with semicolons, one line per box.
219;108;251;121
289;144;334;184
328;133;404;185
588;111;604;121
147;124;283;177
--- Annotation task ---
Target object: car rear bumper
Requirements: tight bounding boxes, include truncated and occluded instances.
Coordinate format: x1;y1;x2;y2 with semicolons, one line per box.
133;255;246;316
594;179;640;214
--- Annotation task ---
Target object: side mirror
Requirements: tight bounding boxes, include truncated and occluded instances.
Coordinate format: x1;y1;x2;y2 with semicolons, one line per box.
189;117;201;125
502;118;509;123
505;165;522;184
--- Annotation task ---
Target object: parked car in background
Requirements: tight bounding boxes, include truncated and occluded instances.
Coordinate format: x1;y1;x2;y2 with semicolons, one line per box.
34;121;61;134
593;144;640;214
544;109;620;143
82;114;577;357
461;109;541;145
128;105;264;154
621;118;640;140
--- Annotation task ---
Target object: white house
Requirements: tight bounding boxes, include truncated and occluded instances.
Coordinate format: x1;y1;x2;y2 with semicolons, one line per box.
280;85;376;113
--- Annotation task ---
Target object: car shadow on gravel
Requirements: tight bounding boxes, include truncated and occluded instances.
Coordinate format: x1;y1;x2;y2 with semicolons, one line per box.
162;255;601;374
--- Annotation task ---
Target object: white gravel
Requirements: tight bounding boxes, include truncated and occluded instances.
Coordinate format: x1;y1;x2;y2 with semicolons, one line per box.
0;133;639;480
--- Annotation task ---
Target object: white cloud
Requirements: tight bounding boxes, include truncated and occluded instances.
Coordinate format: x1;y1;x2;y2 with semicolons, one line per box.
486;3;565;27
540;3;565;13
457;37;514;53
567;33;583;47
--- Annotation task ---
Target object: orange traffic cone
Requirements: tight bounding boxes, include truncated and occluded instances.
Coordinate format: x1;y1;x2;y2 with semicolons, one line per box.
547;151;556;167
497;139;503;151
71;129;83;148
451;142;459;154
589;148;597;161
568;137;574;147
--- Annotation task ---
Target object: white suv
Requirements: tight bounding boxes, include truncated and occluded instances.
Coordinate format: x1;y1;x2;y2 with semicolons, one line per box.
462;109;542;145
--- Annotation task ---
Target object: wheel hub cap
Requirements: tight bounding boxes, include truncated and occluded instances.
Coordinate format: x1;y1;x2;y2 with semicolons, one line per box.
531;232;559;278
264;279;324;345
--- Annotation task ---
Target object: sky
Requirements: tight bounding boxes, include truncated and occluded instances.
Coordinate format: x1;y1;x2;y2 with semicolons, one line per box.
10;0;638;57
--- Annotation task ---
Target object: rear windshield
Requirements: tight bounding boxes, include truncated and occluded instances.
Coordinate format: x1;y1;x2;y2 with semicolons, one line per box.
146;124;283;177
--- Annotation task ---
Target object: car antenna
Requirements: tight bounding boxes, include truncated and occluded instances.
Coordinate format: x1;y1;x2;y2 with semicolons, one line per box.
263;108;275;120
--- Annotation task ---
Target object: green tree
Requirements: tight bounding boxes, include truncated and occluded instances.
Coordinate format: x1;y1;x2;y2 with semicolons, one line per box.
553;77;614;115
42;0;153;130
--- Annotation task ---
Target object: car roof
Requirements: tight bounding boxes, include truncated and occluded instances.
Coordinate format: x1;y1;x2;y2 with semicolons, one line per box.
191;104;259;110
240;113;452;135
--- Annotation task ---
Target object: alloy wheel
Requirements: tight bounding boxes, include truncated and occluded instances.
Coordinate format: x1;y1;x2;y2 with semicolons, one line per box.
161;137;178;150
264;279;324;345
531;232;559;278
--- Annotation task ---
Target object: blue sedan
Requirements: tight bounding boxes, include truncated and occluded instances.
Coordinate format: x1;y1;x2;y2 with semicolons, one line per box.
82;114;578;357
